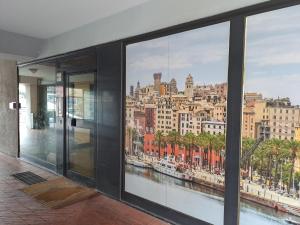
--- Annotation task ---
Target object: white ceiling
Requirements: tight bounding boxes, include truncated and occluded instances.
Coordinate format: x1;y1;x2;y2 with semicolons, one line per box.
0;0;149;39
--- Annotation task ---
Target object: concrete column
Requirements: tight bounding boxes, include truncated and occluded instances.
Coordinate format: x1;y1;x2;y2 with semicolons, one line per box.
0;60;18;157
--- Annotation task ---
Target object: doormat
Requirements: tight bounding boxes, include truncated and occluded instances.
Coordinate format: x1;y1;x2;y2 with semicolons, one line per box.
12;171;47;185
20;177;98;209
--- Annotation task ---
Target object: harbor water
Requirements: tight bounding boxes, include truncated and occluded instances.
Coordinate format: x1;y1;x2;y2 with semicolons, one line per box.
125;164;300;225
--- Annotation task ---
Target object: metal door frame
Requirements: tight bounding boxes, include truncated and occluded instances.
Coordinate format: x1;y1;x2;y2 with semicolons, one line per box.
64;71;97;187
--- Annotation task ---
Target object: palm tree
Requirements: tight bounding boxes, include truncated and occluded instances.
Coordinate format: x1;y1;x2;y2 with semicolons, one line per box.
241;137;255;170
126;127;136;155
167;131;180;156
196;132;217;172
183;132;196;165
155;131;164;159
241;137;255;179
253;141;269;181
257;138;287;188
132;128;138;155
196;133;207;168
287;140;300;193
126;127;132;155
215;134;226;170
207;133;218;172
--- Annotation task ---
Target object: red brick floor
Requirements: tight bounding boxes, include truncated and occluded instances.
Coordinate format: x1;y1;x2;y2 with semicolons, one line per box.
0;153;169;225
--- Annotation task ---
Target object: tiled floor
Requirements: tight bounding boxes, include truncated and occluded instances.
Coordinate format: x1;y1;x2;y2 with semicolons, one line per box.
0;153;169;225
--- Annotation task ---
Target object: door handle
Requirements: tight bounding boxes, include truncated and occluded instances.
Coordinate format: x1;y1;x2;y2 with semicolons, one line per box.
71;118;77;127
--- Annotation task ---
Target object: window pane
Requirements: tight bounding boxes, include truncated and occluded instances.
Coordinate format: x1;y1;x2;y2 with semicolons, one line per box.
241;5;300;225
19;63;59;166
125;22;229;224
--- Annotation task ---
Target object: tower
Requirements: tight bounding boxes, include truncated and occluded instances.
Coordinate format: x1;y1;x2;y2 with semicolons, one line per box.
130;85;134;97
135;81;140;100
170;78;178;94
153;73;162;93
185;74;194;99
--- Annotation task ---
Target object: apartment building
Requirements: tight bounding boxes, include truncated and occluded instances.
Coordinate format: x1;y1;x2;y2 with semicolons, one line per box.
155;97;176;135
202;121;226;135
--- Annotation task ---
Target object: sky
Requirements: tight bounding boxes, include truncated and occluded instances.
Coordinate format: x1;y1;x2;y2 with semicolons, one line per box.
126;5;300;105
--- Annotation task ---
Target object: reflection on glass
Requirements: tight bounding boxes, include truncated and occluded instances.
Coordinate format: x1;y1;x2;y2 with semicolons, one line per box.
241;5;300;225
19;64;58;166
67;73;95;178
125;22;230;224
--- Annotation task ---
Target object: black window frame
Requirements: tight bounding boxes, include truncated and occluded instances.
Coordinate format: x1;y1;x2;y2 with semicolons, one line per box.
16;1;300;225
120;1;300;225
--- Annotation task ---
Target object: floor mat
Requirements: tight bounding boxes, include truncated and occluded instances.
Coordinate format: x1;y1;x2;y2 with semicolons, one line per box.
12;171;47;185
20;177;98;209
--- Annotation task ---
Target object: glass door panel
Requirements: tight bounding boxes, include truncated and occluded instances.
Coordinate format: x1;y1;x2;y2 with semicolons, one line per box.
66;73;95;179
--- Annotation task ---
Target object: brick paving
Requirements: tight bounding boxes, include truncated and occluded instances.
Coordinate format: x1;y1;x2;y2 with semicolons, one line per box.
0;153;169;225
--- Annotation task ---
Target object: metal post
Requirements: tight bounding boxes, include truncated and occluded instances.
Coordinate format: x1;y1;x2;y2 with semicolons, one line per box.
224;16;246;225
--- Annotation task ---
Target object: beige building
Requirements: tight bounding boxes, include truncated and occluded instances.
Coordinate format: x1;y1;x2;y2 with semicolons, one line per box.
213;102;227;122
268;106;300;140
125;97;136;128
155;97;176;135
242;106;255;138
215;83;228;98
295;127;300;141
178;110;203;135
293;127;300;172
202;121;226;135
248;99;300;141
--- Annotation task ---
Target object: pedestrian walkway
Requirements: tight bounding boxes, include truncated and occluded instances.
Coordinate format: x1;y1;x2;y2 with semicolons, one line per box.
0;152;169;225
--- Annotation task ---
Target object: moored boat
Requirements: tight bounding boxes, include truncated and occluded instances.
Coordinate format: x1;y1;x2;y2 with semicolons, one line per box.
153;159;193;181
125;155;152;169
285;218;300;225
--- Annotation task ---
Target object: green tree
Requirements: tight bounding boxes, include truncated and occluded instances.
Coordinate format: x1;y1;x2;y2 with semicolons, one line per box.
132;128;138;155
268;139;282;187
215;134;226;170
196;132;218;172
167;131;181;156
126;127;137;155
155;131;164;159
241;137;255;172
183;132;196;165
287;140;300;193
196;132;209;168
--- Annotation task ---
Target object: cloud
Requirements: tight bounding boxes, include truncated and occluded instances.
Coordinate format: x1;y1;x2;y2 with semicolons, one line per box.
246;32;300;67
127;40;228;72
247;5;300;34
127;53;190;71
245;73;300;105
130;38;169;50
246;5;300;67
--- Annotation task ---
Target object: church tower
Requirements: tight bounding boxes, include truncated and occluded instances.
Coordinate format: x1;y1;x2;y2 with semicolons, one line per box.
184;74;194;99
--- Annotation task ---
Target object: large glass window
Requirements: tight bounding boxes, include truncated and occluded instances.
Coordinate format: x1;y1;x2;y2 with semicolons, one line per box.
125;22;229;224
241;5;300;225
19;63;61;167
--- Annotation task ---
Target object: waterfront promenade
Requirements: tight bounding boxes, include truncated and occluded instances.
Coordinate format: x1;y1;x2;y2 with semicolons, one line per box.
139;154;300;216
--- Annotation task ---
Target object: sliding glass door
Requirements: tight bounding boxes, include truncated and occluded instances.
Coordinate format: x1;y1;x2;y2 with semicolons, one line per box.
66;72;96;182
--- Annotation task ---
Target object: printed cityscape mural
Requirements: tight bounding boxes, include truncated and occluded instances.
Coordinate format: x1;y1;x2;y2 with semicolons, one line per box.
125;5;300;225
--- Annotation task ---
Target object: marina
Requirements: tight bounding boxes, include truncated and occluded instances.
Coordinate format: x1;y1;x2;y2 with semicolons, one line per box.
125;164;300;225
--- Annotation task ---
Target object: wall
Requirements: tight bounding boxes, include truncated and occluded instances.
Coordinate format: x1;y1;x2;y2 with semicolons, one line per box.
0;60;18;157
40;0;268;58
0;29;44;59
97;43;122;199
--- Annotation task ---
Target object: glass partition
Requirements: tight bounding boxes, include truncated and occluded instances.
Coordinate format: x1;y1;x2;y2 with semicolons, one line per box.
19;63;60;168
240;5;300;225
66;73;96;178
125;22;230;224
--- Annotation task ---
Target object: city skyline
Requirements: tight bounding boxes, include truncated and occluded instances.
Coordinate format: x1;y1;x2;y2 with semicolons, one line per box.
126;5;300;105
